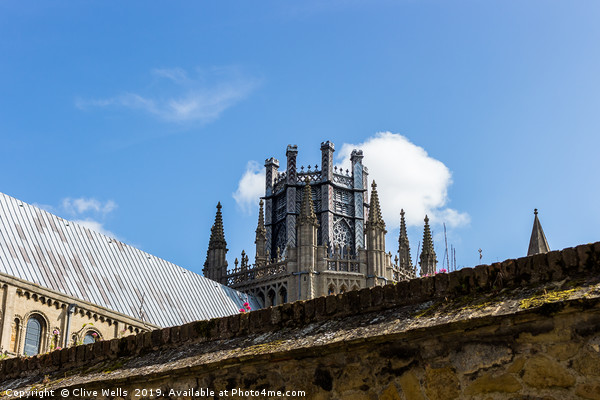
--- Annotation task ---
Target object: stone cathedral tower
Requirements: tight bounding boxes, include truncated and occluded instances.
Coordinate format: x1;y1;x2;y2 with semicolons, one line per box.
205;141;419;305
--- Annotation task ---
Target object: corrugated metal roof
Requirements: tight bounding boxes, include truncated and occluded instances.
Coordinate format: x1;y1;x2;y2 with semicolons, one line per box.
0;192;259;328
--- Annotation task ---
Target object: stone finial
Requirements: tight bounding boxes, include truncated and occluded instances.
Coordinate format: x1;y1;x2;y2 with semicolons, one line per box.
367;181;385;228
256;199;266;237
528;208;550;256
419;215;437;276
398;209;413;274
208;202;227;250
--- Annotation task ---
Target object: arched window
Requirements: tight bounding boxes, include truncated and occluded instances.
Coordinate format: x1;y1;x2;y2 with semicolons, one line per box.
24;315;44;356
83;331;99;344
328;285;335;295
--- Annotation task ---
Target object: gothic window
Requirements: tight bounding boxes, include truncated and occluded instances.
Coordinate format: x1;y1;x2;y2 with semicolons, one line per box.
24;315;45;356
333;217;354;253
273;224;286;256
340;284;347;294
328;284;335;295
274;196;286;222
333;189;354;215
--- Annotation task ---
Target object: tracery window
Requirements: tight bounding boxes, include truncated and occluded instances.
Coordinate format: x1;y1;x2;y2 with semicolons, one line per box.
333;217;354;253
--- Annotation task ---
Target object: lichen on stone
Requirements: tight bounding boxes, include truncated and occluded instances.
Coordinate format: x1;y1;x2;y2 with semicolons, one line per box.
519;288;579;309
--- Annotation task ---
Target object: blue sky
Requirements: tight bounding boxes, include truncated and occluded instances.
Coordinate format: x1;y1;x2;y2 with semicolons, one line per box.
1;1;599;275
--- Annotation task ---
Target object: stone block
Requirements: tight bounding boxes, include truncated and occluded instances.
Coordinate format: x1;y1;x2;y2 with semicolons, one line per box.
314;296;327;320
217;317;229;339
546;250;565;281
500;259;516;286
371;285;384;308
451;343;512;374
270;305;282;325
346;290;361;313
424;366;460;400
433;273;449;296
576;382;600;400
325;294;338;315
151;328;162;347
238;313;249;335
293;301;305;323
228;314;240;335
562;247;579;274
395;280;411;305
383;284;396;305
464;373;521;395
576;243;593;270
421;276;435;298
573;351;600;376
473;264;489;289
515;255;536;283
359;288;372;311
170;325;181;344
522;355;575;388
59;347;69;364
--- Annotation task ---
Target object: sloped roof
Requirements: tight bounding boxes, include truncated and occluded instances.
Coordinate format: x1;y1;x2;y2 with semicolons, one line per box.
0;192;258;328
527;209;550;256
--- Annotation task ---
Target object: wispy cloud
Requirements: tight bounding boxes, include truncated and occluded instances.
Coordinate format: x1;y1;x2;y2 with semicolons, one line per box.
233;161;266;214
76;67;260;124
59;197;119;239
62;197;117;215
72;218;118;238
337;132;469;229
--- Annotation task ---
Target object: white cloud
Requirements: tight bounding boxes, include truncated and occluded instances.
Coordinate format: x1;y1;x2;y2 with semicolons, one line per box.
62;197;117;215
337;132;469;229
58;197;120;239
76;67;260;124
72;218;118;239
233;161;266;214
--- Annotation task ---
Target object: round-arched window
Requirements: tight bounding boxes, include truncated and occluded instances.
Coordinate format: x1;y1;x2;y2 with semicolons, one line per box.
24;315;44;356
83;331;99;344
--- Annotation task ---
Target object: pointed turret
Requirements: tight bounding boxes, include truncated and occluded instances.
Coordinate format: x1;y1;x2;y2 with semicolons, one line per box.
255;199;267;265
365;181;387;283
203;202;229;284
298;178;318;227
527;209;550;256
419;215;437;276
367;181;385;229
398;209;413;275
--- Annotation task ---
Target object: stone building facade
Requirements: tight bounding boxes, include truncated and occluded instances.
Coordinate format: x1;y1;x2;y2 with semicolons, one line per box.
0;273;152;357
204;141;439;305
0;192;258;358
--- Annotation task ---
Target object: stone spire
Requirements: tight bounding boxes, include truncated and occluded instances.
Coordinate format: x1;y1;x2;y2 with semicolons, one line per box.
203;202;229;284
298;178;318;226
398;209;412;272
365;181;387;283
527;208;550;256
367;181;385;229
255;199;267;265
419;215;437;276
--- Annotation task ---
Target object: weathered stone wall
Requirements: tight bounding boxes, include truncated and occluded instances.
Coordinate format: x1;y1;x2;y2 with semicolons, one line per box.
1;242;600;399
